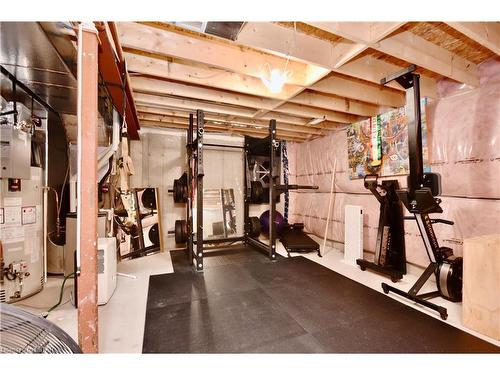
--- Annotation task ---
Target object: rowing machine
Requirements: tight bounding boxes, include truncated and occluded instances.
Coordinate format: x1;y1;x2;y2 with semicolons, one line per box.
379;65;463;320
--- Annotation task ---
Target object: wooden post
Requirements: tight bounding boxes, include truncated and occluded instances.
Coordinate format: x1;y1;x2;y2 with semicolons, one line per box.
76;22;99;353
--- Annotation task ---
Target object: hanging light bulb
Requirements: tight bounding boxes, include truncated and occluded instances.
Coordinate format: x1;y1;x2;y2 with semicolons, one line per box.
260;63;290;94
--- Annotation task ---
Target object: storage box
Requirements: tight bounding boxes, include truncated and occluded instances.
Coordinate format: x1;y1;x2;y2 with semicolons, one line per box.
462;234;500;341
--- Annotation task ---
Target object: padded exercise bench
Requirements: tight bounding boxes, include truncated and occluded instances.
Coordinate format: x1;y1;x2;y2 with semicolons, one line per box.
279;223;321;257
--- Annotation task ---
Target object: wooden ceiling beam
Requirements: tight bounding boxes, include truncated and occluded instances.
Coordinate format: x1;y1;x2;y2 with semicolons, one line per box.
134;92;258;118
237;22;366;70
310;74;405;108
446;22;500;56
335;55;438;98
236;23;438;99
309;22;480;87
137;112;323;135
256;111;311;126
139;119;309;142
130;76;281;111
117;22;328;87
272;102;361;124
375;30;480;87
136;105;225;119
288;91;380;117
307;22;405;45
136;105;324;134
124;51;302;100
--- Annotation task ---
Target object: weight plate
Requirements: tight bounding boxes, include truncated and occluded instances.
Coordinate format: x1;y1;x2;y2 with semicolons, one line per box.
248;216;261;238
250;181;264;203
148;223;160;246
174;219;188;244
173;178;188;203
141;188;157;210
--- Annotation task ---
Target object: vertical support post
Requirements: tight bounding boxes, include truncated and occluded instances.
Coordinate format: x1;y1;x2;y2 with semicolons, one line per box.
269;120;277;259
187;113;194;265
76;22;99;354
243;138;250;241
404;74;423;198
196;110;204;271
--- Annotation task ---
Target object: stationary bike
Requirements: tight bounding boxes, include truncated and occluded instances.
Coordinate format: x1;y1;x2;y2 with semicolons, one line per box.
379;65;463;320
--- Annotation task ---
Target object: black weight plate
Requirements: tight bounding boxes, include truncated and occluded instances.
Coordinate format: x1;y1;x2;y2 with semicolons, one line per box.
175;220;187;244
148;223;160;246
248;216;261;237
141;188;157;210
173;179;188;203
250;181;264;203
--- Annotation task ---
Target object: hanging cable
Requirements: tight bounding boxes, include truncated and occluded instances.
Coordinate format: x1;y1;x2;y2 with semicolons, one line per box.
43;273;75;317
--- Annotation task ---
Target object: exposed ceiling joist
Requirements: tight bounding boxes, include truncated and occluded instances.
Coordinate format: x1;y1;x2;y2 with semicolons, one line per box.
117;22;329;87
309;22;480;87
310;74;405;108
139;119;309;141
137;112;323;135
237;22;365;70
136;104;311;127
335;54;438;99
289;91;380;117
307;22;405;45
446;22;500;56
124;51;302;100
134;92;257;118
130;76;281;111
272;102;360;124
235;22;436;100
374;30;480;87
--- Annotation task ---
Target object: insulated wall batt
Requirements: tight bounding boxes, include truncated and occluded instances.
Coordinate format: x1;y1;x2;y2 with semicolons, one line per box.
288;59;500;269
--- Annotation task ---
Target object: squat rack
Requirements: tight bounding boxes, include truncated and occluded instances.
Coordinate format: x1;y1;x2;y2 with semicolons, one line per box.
185;110;277;271
183;110;317;271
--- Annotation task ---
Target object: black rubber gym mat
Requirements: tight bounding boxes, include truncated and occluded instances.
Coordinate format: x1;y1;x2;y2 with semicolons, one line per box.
169;245;282;272
144;253;500;353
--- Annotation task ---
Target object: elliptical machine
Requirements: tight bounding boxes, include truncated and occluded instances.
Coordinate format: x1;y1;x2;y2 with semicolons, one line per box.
379;65;463;320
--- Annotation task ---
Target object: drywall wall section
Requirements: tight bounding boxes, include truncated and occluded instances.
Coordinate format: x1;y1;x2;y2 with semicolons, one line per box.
287;58;500;270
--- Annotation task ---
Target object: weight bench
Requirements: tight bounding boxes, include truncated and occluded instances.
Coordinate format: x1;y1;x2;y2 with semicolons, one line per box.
279;223;321;257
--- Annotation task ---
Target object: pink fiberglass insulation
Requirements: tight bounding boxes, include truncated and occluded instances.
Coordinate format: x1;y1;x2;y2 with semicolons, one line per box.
287;58;500;269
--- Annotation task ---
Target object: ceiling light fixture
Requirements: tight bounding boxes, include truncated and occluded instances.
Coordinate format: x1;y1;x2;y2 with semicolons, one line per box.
308;117;326;126
260;22;297;94
260;63;291;94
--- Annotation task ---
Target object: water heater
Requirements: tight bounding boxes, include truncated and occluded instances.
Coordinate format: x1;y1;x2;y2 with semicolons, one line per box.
0;167;44;303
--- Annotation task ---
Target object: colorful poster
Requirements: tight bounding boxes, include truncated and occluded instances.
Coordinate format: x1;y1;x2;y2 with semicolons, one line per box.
347;116;381;179
380;106;409;176
348;98;430;179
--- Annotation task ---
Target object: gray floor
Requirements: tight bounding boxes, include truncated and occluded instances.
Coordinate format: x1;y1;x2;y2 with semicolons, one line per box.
142;249;500;353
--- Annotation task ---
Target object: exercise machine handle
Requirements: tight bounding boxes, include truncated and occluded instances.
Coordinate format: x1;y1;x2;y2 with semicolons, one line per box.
404;216;454;226
431;218;454;226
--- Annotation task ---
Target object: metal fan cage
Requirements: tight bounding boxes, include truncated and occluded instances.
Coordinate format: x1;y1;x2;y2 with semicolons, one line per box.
0;303;81;354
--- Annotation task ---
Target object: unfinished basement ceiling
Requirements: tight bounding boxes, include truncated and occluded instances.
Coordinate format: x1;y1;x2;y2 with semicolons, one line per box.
114;21;500;141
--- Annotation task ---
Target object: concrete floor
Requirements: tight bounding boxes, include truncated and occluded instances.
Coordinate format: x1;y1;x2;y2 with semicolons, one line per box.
15;238;500;352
